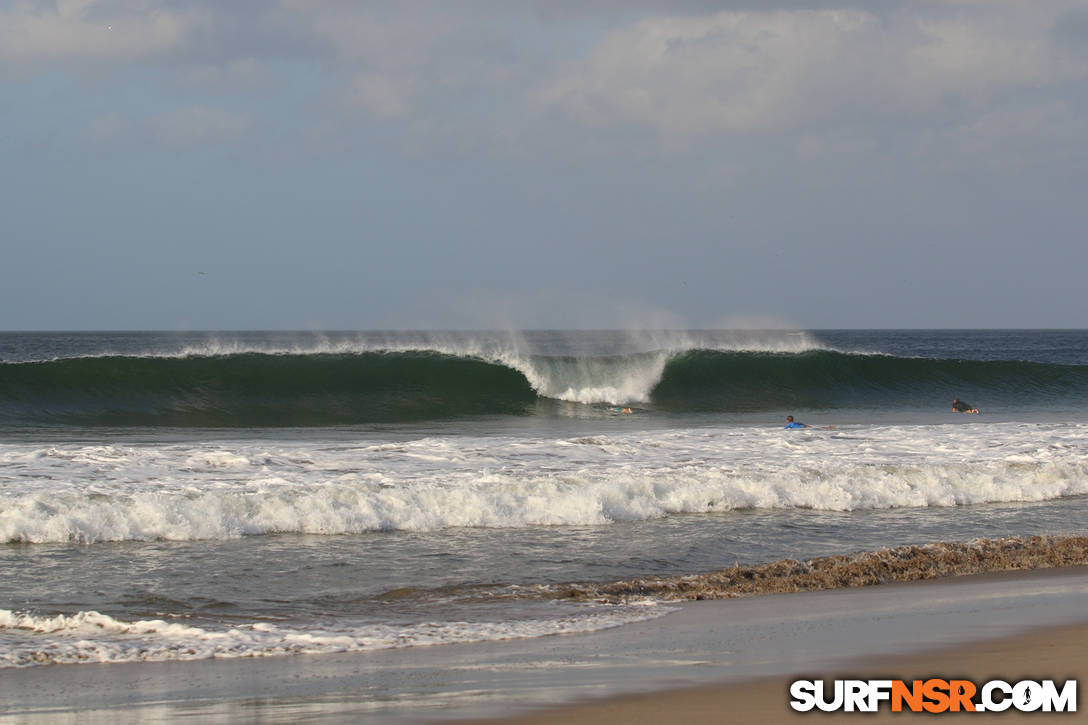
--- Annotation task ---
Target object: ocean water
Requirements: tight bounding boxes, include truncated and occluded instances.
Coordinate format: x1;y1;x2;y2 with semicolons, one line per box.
1;329;1087;668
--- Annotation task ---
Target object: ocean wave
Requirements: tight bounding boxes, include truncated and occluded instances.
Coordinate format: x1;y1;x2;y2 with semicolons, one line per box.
4;429;1086;543
6;534;1085;668
0;603;669;668
2;344;1087;426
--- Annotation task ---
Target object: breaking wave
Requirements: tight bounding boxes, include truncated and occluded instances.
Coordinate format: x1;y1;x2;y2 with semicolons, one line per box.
2;344;1087;426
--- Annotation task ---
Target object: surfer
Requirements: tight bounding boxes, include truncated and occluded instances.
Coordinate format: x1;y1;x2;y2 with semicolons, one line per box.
952;398;980;414
785;415;834;430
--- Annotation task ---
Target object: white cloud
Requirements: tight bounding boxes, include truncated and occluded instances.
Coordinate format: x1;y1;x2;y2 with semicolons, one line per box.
174;59;269;91
304;6;447;68
80;106;251;149
922;102;1087;170
286;3;531;123
348;72;417;119
153;106;251;146
535;3;1088;140
796;133;876;160
0;0;209;63
9;0;1088;163
85;111;130;142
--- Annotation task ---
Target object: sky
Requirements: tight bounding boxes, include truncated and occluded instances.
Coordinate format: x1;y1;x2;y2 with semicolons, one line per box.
3;0;1087;330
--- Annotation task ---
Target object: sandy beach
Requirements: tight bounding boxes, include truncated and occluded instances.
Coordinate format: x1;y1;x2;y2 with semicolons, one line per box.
2;565;1086;724
451;566;1088;725
459;615;1088;724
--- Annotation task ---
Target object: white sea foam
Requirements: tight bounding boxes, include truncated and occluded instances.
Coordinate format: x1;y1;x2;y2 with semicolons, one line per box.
0;603;671;668
2;423;1085;544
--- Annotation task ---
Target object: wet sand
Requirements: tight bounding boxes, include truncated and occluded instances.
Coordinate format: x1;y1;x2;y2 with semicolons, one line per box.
2;567;1086;724
455;619;1088;724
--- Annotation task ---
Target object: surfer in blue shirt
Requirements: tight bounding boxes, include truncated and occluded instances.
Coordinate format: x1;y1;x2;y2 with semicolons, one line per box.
784;415;810;429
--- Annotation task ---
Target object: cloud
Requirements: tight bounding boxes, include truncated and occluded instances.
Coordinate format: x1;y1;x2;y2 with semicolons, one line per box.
153;107;251;146
348;72;418;119
921;102;1087;171
85;111;130;142
0;0;209;64
795;133;877;160
10;0;1088;163
535;3;1088;140
173;59;269;91
83;106;249;148
300;4;526;121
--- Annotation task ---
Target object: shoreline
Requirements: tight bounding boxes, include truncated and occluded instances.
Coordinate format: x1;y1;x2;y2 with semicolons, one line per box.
2;565;1087;724
451;619;1088;724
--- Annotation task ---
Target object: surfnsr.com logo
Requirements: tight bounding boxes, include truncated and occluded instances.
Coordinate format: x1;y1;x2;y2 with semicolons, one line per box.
790;679;1077;713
